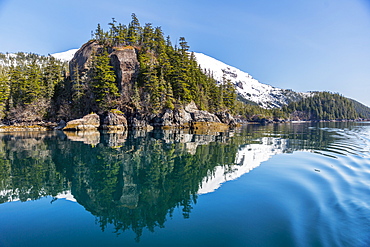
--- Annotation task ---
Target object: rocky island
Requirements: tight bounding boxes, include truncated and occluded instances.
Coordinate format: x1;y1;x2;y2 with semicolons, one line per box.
0;15;369;133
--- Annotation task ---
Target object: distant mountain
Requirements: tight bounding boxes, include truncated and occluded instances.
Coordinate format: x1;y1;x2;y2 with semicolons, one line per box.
52;49;309;109
192;52;310;108
350;99;370;119
51;49;79;62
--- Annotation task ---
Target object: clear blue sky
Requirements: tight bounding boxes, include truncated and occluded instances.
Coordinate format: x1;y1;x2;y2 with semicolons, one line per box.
1;0;370;106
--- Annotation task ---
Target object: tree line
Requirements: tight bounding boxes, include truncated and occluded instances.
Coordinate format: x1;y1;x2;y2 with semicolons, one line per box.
0;14;368;123
86;14;237;114
0;53;67;122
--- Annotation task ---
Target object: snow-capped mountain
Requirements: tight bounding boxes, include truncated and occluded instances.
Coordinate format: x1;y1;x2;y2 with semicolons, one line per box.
193;52;308;108
51;49;79;62
51;49;307;108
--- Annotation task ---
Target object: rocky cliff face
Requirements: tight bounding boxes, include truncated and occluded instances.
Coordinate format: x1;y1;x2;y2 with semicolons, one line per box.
66;43;234;130
69;40;102;81
110;48;139;102
69;42;139;103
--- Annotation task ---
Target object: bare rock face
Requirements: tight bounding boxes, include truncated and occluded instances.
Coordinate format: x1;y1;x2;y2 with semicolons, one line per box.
69;42;140;103
184;101;198;113
215;112;235;125
184;101;221;123
174;108;192;125
69;40;103;81
110;47;140;102
63;113;100;131
159;109;174;126
150;101;221;128
101;112;128;131
191;110;221;123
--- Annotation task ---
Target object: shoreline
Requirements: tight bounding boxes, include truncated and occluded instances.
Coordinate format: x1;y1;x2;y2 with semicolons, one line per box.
1;119;368;133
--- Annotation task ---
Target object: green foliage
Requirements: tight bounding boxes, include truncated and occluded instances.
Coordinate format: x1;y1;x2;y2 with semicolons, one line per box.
91;49;119;110
350;99;370;119
0;53;67;121
92;14;231;113
285;92;359;120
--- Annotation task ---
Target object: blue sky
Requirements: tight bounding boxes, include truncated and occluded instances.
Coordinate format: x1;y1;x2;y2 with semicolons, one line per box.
1;0;370;106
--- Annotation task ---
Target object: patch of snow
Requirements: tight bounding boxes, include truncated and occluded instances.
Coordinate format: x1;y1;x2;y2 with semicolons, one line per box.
51;49;79;62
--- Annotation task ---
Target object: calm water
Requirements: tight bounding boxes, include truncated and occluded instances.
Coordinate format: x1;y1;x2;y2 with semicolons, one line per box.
0;122;369;247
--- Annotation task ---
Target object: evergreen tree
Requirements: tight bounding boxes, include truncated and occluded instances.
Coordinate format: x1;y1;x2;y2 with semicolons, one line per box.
91;50;118;110
127;13;141;45
0;69;10;119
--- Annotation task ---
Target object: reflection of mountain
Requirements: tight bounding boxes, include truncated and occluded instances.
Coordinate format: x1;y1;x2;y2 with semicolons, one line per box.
0;124;345;240
198;137;289;194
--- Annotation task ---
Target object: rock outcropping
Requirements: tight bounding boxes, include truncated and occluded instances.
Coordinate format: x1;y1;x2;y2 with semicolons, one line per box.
151;101;228;129
101;112;128;131
110;47;139;102
66;42;236;131
69;42;139;103
69;40;102;82
63;113;100;131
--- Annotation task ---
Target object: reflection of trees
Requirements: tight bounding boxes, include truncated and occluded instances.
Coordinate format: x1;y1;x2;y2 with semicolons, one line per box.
0;122;353;240
0;133;68;203
52;131;240;240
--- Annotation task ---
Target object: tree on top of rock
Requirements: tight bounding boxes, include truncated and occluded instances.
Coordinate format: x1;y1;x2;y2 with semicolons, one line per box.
91;49;119;110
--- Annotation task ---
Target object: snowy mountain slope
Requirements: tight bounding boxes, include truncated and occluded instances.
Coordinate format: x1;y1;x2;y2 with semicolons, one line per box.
51;49;79;62
50;49;307;108
193;52;308;108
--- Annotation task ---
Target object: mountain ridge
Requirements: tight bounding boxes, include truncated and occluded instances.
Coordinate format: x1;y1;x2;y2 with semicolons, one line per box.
51;49;309;109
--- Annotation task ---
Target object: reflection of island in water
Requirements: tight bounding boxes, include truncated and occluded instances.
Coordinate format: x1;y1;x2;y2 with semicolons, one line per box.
0;123;346;240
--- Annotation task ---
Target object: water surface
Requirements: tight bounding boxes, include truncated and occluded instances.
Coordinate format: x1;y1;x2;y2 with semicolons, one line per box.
0;122;369;246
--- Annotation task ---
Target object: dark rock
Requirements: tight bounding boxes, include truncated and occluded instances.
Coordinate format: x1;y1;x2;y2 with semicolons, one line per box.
216;112;235;125
101;112;128;131
110;47;140;102
127;112;153;130
69;40;103;81
150;109;175;127
54;120;66;130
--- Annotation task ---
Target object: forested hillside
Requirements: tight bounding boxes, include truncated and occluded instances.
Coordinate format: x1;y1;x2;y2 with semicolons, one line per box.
0;14;368;125
0;53;67;121
68;14;237;116
350;99;370;119
282;92;359;121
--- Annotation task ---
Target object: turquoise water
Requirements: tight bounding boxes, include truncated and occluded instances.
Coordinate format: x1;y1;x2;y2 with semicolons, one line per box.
0;122;369;246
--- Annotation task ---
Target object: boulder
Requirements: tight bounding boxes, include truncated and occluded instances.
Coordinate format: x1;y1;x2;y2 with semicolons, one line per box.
101;112;128;131
130;118;153;130
159;109;175;126
215;112;235;125
63;113;100;131
191;110;221;123
174;108;192;125
54;120;66;130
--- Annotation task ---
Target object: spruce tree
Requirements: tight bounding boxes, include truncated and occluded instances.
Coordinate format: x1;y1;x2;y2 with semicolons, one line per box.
127;13;141;45
91;50;118;110
0;69;10;119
